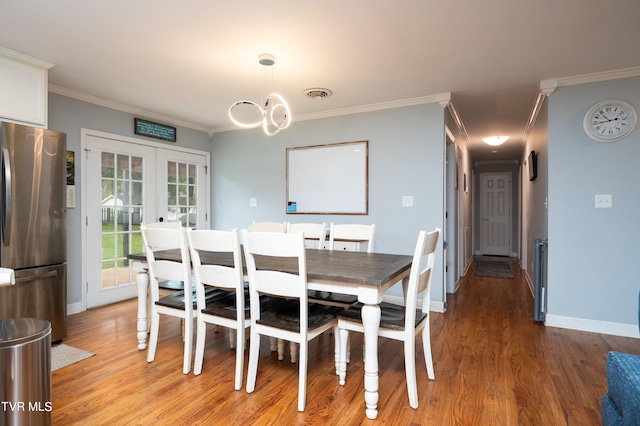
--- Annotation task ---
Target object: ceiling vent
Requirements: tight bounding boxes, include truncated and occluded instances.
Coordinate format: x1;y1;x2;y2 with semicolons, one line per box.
304;88;333;99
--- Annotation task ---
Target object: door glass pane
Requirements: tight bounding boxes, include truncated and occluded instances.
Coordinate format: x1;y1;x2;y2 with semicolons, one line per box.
166;160;198;228
101;154;144;288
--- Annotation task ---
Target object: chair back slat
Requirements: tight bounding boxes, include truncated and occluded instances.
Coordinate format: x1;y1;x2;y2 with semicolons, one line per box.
329;223;375;252
251;221;289;233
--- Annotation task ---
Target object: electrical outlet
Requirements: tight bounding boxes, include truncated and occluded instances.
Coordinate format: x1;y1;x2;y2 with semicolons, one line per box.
249;198;257;207
595;194;612;209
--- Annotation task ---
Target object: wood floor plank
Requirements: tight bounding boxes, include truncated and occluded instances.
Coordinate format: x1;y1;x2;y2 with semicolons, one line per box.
51;257;639;425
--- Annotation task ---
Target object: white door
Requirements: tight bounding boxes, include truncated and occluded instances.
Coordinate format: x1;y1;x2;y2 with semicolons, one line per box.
84;132;209;308
156;149;207;227
480;173;511;256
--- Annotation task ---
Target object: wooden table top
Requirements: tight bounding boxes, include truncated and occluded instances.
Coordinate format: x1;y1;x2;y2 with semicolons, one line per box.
128;248;412;287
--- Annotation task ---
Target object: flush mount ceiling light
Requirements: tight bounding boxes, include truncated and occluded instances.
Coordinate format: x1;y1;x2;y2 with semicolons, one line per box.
482;135;509;146
228;54;291;136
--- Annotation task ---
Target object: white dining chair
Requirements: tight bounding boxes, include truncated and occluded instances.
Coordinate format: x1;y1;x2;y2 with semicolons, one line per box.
242;230;342;412
287;222;327;249
187;228;249;390
140;225;194;374
337;228;440;409
329;223;375;252
140;221;187;332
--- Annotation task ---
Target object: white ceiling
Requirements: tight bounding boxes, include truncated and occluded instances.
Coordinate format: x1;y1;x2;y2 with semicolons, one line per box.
2;1;640;163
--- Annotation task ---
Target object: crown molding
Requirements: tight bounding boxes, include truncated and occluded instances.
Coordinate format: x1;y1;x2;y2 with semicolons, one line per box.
445;99;471;146
291;94;444;124
0;46;54;69
48;84;214;135
555;66;640;87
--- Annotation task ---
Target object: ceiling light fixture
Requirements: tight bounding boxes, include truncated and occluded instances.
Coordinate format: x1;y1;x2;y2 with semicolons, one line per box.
228;54;291;136
482;135;509;146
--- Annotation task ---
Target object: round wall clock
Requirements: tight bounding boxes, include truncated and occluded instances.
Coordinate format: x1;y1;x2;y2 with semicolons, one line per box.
583;99;637;142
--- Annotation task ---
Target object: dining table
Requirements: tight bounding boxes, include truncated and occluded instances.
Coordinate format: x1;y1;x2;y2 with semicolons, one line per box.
127;248;413;420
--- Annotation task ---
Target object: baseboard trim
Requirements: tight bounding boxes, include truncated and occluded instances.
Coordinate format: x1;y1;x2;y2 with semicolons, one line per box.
67;302;85;316
545;314;640;338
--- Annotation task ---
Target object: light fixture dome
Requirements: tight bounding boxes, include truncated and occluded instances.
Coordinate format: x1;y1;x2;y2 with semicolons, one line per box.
482;135;509;146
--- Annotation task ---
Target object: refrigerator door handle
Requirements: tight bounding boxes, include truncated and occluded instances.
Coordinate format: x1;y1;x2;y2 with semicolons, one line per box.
1;147;11;246
14;270;58;284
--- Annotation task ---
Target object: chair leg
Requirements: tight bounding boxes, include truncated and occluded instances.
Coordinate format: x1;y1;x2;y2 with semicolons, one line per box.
269;337;277;352
147;310;160;363
290;342;298;364
277;339;285;361
234;326;245;391
246;329;260;393
404;336;418;409
333;325;340;375
229;328;237;349
193;318;206;375
338;328;349;386
182;314;193;374
298;340;308;412
422;324;435;380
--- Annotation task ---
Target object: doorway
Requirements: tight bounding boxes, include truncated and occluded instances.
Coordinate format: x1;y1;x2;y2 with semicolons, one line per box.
479;172;512;256
82;130;209;308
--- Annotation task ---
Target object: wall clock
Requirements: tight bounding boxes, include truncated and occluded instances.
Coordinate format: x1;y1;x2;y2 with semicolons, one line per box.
583;99;637;142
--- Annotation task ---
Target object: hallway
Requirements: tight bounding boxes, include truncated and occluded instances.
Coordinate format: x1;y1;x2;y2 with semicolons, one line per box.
51;258;638;425
431;257;637;424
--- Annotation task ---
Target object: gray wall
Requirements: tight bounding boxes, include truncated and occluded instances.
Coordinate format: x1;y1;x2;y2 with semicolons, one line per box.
547;76;640;331
48;93;213;306
211;103;447;303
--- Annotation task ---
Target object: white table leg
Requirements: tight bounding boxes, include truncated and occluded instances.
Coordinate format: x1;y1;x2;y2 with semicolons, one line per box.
136;269;149;350
361;303;381;420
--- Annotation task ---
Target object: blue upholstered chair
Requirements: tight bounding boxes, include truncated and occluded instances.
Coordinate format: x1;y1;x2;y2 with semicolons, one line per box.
601;291;640;425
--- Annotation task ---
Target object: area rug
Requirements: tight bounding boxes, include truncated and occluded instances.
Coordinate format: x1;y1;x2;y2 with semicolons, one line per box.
475;260;514;279
51;344;95;371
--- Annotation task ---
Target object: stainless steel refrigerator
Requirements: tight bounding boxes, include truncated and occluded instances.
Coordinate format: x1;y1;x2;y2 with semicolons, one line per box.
0;122;67;342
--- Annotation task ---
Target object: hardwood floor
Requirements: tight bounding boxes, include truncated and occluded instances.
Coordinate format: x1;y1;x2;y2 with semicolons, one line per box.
52;258;639;425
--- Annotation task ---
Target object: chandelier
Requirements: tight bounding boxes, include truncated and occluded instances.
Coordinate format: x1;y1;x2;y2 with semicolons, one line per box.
228;54;292;136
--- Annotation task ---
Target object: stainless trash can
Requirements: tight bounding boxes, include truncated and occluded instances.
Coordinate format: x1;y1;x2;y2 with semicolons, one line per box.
0;318;52;426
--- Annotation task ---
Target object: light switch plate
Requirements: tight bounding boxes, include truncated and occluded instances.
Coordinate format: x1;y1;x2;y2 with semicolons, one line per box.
402;196;413;207
595;194;612;208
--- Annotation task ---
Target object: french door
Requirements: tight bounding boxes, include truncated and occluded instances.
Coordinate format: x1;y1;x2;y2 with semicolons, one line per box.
84;131;208;308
